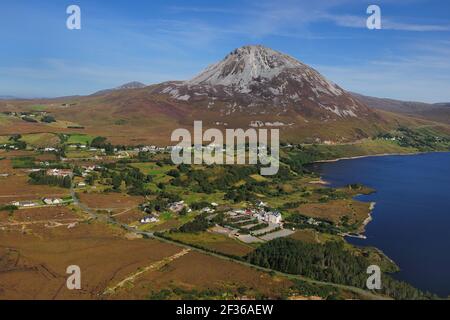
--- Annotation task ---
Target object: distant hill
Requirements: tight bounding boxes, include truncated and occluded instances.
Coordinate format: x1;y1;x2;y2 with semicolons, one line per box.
352;93;450;124
0;95;19;100
91;81;147;96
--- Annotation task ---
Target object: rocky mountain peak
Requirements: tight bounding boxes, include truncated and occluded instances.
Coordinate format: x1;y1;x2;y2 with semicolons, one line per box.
154;45;372;120
186;45;306;93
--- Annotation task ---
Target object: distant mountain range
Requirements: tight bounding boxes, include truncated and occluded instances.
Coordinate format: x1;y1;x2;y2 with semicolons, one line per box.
0;95;19;100
351;93;450;124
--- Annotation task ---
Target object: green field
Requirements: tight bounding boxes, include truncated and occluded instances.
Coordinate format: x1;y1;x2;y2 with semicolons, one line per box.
30;105;48;111
0;136;10;144
131;162;176;175
66;134;94;145
12;157;35;168
166;231;255;257
0;113;11;125
21;133;60;148
178;190;226;205
65;150;98;159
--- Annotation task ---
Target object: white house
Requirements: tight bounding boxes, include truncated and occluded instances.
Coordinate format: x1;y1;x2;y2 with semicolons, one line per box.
43;198;63;205
268;211;282;224
256;201;267;207
12;201;37;208
140;216;159;224
47;169;72;177
201;207;215;214
169;201;186;213
254;210;282;225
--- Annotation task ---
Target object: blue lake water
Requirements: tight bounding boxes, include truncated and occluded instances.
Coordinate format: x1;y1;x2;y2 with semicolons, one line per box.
310;152;450;297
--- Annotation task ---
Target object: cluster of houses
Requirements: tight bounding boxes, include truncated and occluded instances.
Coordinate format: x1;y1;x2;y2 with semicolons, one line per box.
66;144;108;154
133;145;237;154
46;169;72;177
75;165;104;188
134;145;184;153
0;144;20;150
11;200;37;208
169;200;187;213
139;201;221;225
42;198;64;205
81;165;102;176
2;111;47;118
11;197;66;208
227;208;282;225
200;202;218;214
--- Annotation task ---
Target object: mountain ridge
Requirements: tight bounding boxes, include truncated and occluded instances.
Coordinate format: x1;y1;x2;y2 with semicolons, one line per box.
352;92;450;124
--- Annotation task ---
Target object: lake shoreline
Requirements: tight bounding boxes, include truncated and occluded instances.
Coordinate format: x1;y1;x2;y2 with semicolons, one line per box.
313;152;450;296
313;151;429;164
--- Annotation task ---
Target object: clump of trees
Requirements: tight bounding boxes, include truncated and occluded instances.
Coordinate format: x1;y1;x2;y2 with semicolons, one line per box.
189;201;211;210
246;238;436;300
41;115;56;123
22;116;38;123
140;192;182;213
91;136;114;155
178;215;210;233
7;135;27;150
97;165;152;195
285;213;341;234
0;205;18;213
28;171;71;188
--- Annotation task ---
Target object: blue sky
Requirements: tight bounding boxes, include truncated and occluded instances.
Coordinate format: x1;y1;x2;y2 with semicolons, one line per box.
1;0;449;102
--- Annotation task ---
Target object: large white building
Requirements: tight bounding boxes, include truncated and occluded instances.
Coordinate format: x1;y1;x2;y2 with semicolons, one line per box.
254;210;282;225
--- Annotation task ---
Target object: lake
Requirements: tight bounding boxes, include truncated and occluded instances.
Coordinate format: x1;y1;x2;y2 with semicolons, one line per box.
310;152;450;297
